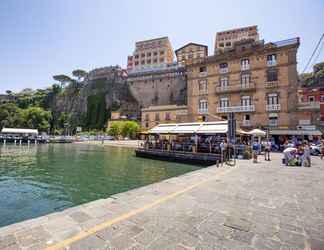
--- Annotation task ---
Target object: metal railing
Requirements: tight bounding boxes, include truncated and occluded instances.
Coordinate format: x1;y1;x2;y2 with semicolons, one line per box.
217;105;255;113
267;60;277;67
216;82;255;93
219;68;228;74
297;102;320;110
265;81;279;88
266;104;281;111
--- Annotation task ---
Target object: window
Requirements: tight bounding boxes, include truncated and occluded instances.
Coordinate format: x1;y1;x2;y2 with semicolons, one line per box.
244;114;250;121
220;97;229;107
141;53;145;57
160;51;165;55
153;51;158;56
221;115;228;120
226;42;231;47
141;60;145;64
241;96;251;106
199;80;208;93
199;66;207;73
220;62;228;69
267;69;278;82
165;112;171;121
241;58;250;70
159;58;165;63
134;54;139;59
145;114;149;121
147;59;151;64
241;74;251;86
320;95;324;102
147;52;151;57
135;61;139;65
308;96;315;102
219;43;224;47
153;58;158;63
145;122;149;128
269;115;278;126
198;99;208;113
155;113;160;121
267;93;279;105
188;52;193;59
220;77;228;87
267;54;277;66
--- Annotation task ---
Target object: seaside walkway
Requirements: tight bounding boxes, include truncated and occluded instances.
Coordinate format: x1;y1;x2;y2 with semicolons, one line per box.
0;153;324;249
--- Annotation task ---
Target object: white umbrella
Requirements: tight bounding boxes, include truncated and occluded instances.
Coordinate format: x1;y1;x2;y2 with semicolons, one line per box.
247;129;266;137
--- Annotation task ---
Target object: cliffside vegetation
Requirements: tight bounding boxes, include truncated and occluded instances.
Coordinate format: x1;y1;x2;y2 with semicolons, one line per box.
300;62;324;86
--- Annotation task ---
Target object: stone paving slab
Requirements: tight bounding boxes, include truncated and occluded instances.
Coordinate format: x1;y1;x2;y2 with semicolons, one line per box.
0;153;324;250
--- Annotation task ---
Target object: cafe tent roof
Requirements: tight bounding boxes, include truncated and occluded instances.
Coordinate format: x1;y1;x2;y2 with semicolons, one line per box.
270;129;322;136
1;128;39;135
148;121;228;134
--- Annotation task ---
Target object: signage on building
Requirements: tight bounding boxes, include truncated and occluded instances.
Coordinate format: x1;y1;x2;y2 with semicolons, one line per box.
76;127;82;132
228;112;236;144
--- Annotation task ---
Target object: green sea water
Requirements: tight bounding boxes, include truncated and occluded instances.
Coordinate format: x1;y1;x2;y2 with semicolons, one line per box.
0;144;200;227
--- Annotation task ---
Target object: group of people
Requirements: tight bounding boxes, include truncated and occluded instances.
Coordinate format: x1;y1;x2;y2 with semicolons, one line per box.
251;139;272;163
283;141;312;167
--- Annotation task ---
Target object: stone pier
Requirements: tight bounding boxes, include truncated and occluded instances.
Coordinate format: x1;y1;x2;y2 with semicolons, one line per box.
0;153;324;250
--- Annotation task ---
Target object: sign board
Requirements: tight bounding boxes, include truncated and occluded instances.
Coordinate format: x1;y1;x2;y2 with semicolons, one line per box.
76;127;82;132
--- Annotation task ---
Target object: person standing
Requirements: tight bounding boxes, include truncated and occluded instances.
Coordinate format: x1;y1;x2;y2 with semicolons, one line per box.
264;139;271;161
302;141;311;167
252;140;260;163
321;139;324;160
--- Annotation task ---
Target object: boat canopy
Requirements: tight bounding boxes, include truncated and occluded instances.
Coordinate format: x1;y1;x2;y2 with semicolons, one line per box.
1;128;39;135
148;121;228;135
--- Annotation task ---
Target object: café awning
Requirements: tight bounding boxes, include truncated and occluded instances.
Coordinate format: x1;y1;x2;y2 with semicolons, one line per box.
270;129;322;136
148;121;228;135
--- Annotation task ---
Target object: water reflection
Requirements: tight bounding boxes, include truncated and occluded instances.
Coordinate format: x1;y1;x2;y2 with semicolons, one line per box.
0;144;200;227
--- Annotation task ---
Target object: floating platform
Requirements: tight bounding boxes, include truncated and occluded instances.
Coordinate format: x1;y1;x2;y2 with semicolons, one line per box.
135;148;220;166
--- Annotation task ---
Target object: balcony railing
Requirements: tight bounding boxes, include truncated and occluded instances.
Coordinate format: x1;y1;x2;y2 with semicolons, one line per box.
199;89;208;95
199;71;208;77
242;120;252;127
297;102;320;110
216;82;255;93
266;104;281;111
265;81;279;88
241;64;250;71
267;60;277;67
219;68;228;74
198;108;208;114
217;105;255;113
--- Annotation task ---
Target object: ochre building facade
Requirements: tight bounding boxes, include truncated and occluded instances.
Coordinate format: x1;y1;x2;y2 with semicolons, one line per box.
186;37;300;130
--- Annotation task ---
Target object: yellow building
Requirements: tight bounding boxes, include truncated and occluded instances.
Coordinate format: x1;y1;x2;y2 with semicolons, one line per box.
127;37;174;71
186;36;300;130
175;43;208;65
141;105;188;129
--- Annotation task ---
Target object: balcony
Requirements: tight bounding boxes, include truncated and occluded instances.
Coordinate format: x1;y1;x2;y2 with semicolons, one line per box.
265;81;279;88
242;120;252;127
241;64;250;71
216;82;255;93
199;89;208;95
297;102;320;110
217;105;255;113
199;71;208;77
219;68;228;74
267;60;277;67
266;104;281;111
198;108;208;114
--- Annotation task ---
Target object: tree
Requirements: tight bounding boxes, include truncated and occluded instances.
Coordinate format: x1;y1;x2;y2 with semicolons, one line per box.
108;122;122;137
22;107;52;132
121;121;140;139
0;103;24;129
72;69;87;81
53;74;73;88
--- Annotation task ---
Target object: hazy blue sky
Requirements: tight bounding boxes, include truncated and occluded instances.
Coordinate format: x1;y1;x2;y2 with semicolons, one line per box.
0;0;323;93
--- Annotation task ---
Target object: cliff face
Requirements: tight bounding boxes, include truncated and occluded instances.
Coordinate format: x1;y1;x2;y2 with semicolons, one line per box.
54;66;140;129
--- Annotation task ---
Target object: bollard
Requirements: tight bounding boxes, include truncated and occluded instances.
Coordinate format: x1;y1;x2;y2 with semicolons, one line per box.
19;140;22;145
4;139;6;145
28;140;30;146
14;139;17;145
35;140;37;145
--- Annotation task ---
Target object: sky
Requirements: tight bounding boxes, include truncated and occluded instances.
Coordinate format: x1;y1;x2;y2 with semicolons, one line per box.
0;0;323;94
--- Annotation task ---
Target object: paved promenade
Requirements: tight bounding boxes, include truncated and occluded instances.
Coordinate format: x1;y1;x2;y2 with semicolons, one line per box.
1;153;324;250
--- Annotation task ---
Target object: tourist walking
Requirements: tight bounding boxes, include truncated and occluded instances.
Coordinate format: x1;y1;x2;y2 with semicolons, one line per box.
302;142;311;167
252;140;260;163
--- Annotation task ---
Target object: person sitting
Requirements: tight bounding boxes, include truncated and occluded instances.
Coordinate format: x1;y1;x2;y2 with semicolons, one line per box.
283;147;297;166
